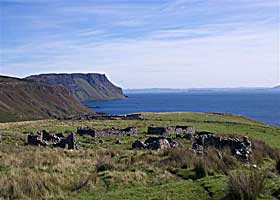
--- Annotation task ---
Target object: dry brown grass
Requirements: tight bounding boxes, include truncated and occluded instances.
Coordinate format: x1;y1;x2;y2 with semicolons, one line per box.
0;144;162;199
250;139;280;166
227;169;267;200
0;145;100;199
160;148;195;169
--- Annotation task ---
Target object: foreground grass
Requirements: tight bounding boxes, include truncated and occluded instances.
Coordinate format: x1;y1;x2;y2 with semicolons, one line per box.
68;179;210;200
0;112;279;200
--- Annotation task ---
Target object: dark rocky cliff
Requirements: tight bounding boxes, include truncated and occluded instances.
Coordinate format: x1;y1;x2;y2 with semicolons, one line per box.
0;76;92;122
26;73;126;101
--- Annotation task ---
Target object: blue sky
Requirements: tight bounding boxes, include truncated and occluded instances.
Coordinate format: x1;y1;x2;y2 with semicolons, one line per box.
0;0;279;88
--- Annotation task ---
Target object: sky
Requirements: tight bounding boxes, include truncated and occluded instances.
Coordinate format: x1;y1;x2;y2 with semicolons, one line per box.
0;0;279;89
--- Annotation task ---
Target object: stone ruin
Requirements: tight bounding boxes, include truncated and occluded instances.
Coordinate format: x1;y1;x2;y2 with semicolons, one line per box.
25;126;137;149
147;126;195;135
132;125;193;150
192;132;252;160
133;126;252;161
24;125;252;161
132;136;178;150
77;126;137;138
26;130;78;149
76;127;95;137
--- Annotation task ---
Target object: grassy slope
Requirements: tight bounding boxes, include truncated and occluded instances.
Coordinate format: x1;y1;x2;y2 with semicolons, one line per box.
0;112;279;200
2;112;278;148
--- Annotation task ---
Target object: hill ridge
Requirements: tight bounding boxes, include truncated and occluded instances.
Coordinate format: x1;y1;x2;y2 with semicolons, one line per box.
0;76;92;122
26;73;126;101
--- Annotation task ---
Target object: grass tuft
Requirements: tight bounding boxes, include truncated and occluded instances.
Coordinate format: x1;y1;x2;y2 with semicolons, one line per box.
227;169;266;200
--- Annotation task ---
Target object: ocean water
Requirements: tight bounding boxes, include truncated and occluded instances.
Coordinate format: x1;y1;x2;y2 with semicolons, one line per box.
83;92;280;126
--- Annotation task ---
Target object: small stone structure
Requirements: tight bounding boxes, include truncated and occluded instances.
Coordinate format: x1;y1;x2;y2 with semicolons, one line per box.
53;133;77;149
132;136;178;150
132;140;146;149
77;126;136;138
77;127;95;137
147;126;195;135
26;133;48;147
26;130;78;149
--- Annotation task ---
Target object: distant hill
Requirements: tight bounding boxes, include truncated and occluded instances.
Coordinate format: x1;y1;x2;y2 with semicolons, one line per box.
125;87;280;94
0;76;92;122
26;73;126;101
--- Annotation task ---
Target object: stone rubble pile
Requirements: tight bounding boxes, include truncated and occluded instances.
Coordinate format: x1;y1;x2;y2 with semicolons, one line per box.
26;130;78;149
132;136;179;150
192;131;252;160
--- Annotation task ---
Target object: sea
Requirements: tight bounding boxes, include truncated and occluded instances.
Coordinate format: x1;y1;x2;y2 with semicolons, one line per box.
83;91;280;126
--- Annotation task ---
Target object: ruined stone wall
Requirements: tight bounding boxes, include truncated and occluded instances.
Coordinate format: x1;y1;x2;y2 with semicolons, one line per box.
77;127;137;138
147;126;195;135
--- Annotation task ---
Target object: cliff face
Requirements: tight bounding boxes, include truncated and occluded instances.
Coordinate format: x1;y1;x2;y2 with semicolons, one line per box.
26;73;126;101
0;76;92;122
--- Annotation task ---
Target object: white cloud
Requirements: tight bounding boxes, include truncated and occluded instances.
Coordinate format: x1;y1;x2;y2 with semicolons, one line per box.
1;0;279;88
2;24;278;88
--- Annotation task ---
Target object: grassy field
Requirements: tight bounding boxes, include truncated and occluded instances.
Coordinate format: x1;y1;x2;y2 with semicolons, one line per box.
0;112;280;199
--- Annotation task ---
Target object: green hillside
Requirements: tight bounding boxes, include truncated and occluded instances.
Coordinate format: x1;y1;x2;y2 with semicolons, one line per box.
0;112;279;199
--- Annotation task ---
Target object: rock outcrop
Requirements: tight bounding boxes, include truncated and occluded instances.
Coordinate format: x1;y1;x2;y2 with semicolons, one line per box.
26;73;126;101
0;76;92;122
